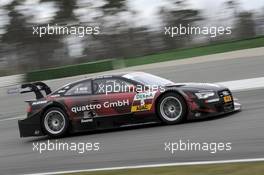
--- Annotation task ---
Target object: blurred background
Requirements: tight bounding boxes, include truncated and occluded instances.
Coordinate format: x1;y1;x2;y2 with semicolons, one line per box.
0;0;263;76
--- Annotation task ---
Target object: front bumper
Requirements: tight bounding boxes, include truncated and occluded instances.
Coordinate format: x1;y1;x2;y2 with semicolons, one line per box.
18;115;44;137
187;93;242;120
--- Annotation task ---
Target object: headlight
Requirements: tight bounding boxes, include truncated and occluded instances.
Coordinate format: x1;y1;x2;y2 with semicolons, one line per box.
195;91;215;99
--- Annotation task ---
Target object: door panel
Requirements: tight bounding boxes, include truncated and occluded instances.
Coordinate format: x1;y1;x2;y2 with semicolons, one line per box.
92;92;136;117
64;95;98;130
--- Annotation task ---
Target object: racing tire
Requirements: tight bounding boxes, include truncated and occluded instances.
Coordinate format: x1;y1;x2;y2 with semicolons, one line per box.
42;107;69;138
157;93;187;124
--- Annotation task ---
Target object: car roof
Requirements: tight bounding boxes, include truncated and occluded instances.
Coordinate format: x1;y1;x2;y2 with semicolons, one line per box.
62;71;144;87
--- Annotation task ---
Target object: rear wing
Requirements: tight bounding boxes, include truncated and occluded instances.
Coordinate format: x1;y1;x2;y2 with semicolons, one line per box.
20;82;52;99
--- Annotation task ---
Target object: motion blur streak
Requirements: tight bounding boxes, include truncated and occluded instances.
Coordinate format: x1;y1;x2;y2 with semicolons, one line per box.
0;0;263;76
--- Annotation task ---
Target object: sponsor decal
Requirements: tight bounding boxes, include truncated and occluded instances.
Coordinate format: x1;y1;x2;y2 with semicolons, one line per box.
134;91;156;101
32;100;47;105
131;91;156;112
71;104;101;113
131;104;152;112
34;130;40;135
58;89;66;93
71;99;130;113
50;94;60;98
223;95;232;103
81;111;94;123
206;98;220;103
103;99;129;108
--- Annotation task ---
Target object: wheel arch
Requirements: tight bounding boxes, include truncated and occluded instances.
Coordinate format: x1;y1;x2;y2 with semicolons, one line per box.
41;101;68;117
40;101;71;136
155;89;189;120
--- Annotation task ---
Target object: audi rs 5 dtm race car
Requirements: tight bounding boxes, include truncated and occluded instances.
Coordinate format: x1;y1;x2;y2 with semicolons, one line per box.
18;72;241;138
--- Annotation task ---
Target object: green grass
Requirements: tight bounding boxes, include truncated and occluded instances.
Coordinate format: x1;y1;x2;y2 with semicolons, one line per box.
65;161;264;175
25;36;264;82
121;36;264;67
26;59;113;82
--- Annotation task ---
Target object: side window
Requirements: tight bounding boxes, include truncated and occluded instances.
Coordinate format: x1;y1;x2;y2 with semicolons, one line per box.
93;78;133;95
65;80;92;96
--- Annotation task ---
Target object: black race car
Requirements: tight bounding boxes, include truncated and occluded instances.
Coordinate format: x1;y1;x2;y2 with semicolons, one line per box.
18;72;241;138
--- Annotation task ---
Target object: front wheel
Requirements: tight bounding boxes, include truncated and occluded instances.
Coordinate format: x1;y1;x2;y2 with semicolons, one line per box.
157;93;187;124
42;107;69;138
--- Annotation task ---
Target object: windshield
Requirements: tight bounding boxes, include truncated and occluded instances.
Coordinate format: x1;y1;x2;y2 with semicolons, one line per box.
123;72;174;86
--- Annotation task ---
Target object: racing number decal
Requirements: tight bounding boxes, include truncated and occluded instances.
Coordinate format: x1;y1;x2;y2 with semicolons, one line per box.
131;104;152;112
131;92;156;112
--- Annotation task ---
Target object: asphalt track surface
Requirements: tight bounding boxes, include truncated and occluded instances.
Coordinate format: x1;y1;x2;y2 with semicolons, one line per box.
0;55;264;174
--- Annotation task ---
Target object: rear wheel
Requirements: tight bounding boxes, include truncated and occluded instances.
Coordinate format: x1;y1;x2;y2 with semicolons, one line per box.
157;93;187;124
42;107;69;138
